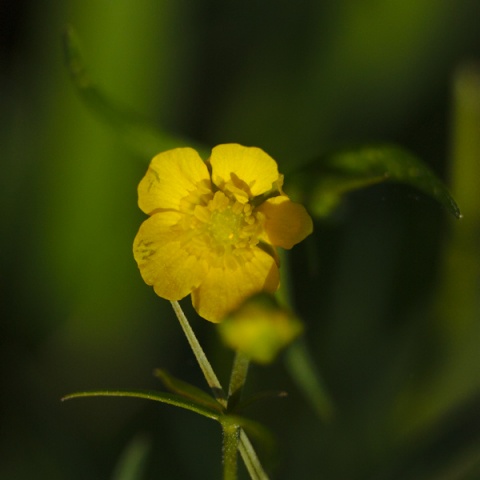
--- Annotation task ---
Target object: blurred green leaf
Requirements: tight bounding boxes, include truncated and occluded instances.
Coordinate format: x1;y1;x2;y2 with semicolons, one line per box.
111;434;151;480
287;144;461;219
153;368;225;414
62;25;207;159
393;63;480;439
284;338;334;422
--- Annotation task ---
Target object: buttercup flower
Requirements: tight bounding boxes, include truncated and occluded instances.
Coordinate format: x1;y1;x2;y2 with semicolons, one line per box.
133;143;313;322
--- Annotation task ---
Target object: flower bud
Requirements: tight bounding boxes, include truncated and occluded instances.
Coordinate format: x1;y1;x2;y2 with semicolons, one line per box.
218;293;303;364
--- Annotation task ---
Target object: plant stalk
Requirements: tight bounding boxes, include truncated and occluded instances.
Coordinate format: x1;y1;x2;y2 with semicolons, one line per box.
228;351;250;410
222;422;240;480
170;301;269;480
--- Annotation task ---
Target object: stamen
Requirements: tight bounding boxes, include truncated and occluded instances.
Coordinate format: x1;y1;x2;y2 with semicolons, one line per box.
177;187;263;264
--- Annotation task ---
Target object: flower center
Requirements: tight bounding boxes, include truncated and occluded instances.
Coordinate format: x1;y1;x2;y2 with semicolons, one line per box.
187;191;264;265
209;207;242;246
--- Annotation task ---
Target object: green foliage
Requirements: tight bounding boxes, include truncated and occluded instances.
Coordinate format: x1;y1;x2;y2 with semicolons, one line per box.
288;144;461;219
63;367;275;479
62;25;208;159
111;435;151;480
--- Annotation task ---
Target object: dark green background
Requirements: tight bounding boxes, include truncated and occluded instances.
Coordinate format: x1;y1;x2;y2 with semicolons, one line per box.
2;1;480;478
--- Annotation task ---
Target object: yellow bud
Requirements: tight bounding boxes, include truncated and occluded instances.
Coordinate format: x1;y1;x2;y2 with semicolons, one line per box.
218;294;303;364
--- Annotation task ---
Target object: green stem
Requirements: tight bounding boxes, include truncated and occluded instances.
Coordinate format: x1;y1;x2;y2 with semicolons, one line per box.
170;301;269;480
238;430;269;480
170;301;227;404
222;422;240;480
228;352;250;410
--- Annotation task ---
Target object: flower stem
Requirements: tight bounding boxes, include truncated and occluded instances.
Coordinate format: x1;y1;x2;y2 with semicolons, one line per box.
238;430;269;480
222;421;240;480
170;301;269;480
228;351;250;410
170;300;227;404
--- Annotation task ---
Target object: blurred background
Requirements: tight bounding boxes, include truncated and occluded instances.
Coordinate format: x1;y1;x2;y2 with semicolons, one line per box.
1;0;480;478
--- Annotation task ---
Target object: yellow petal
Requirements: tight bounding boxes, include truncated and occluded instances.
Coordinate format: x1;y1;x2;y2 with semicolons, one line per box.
138;147;211;215
191;248;280;323
133;213;207;300
257;196;313;249
210;144;280;199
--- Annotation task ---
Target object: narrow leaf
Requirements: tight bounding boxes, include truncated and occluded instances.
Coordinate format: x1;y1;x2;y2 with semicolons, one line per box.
153;368;225;414
288;144;461;219
61;389;221;421
284;339;335;422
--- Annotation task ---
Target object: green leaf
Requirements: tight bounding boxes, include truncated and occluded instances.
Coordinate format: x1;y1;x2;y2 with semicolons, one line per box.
61;389;222;421
284;338;335;422
153;368;225;414
111;434;151;480
287;144;461;219
62;25;208;159
61;388;275;470
62;389;276;461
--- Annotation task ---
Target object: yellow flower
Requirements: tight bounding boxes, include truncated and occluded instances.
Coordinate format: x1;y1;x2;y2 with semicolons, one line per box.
133;143;313;322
